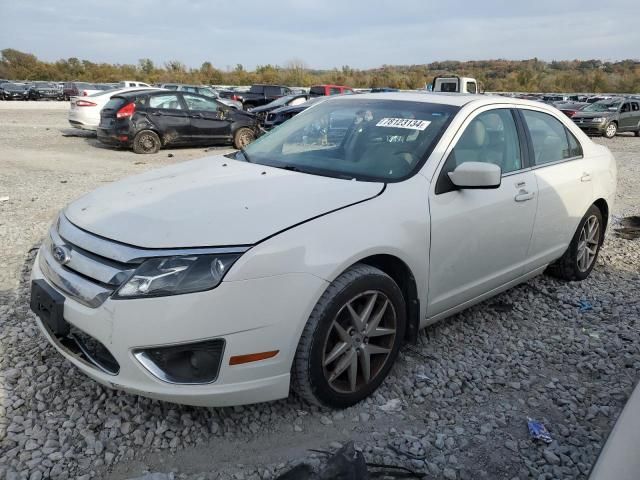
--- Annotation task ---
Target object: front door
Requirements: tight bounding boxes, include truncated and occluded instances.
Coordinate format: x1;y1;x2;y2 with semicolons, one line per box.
182;93;231;145
146;93;191;145
428;108;538;317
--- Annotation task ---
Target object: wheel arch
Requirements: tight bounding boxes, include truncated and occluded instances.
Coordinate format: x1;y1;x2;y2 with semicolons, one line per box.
352;254;420;343
593;198;609;244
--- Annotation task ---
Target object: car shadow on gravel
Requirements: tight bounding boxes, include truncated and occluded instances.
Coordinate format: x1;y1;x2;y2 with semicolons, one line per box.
3;236;639;480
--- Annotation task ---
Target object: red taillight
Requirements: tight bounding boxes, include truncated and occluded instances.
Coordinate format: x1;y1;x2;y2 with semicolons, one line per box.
81;91;88;96
75;100;97;107
564;110;577;117
231;94;239;101
116;102;136;119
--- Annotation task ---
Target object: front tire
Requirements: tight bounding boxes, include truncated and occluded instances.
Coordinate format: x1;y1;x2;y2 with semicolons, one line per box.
547;205;603;281
292;264;406;408
233;127;255;150
132;130;161;154
603;122;617;139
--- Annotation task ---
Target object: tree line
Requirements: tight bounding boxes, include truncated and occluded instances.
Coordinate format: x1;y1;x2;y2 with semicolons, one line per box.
1;49;639;93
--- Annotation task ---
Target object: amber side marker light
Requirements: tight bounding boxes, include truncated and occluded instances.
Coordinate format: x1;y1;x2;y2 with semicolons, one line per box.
229;350;279;366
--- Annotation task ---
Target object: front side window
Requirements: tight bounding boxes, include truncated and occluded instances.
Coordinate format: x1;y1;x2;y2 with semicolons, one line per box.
149;94;182;110
521;110;571;165
621;103;631;113
435;109;521;194
240;98;458;181
182;94;218;112
467;82;477;94
329;87;341;95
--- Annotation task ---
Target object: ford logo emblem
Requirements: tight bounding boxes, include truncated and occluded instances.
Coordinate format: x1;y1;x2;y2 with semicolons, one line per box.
52;245;71;265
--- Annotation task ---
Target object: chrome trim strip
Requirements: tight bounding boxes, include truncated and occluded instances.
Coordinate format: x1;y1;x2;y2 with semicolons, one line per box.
50;226;133;285
70;334;118;376
39;246;113;308
59;214;251;263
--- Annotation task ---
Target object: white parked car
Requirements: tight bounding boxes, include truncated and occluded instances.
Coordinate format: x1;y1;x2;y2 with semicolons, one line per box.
68;87;159;131
31;93;616;408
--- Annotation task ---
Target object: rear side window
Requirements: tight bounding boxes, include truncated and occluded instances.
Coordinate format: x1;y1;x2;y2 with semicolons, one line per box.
310;86;325;96
632;102;640;111
265;86;281;96
329;87;341;95
521;110;572;165
149;94;182;109
566;129;583;158
466;82;477;94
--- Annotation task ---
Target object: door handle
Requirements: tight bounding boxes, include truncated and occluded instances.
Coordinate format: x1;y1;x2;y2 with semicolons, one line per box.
515;189;535;202
151;111;163;116
581;172;592;182
190;114;203;118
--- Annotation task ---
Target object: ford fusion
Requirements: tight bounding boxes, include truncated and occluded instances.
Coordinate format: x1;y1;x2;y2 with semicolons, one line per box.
31;93;616;408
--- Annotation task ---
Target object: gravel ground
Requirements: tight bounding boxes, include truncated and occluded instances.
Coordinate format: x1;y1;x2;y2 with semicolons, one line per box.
0;103;638;480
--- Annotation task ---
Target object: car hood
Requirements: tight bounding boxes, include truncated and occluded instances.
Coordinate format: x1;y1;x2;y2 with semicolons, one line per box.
64;156;384;248
573;111;615;119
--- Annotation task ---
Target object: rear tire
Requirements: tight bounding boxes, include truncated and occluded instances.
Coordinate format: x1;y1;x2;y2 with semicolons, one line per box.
547;205;603;281
132;130;161;154
635;129;640;137
603;122;617;139
292;264;406;408
233;127;255;150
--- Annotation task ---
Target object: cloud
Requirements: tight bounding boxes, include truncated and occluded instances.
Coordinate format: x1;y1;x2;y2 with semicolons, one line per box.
1;0;638;69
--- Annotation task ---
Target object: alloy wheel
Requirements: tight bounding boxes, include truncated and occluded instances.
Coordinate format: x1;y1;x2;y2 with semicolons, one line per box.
322;290;396;394
577;215;599;272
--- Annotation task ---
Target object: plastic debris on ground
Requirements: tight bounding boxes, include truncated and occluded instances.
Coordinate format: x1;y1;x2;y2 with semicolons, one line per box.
378;398;403;413
579;300;593;312
527;418;553;443
274;442;421;479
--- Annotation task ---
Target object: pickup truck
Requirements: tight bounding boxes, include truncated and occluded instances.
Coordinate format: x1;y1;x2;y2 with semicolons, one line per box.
222;84;292;110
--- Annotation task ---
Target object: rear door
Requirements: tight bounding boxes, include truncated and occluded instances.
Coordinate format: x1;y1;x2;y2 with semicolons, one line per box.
182;93;231;144
144;93;191;144
619;102;634;131
631;102;640;132
518;108;593;269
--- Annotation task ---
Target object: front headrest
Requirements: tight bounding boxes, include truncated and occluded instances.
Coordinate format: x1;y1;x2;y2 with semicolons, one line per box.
458;120;487;148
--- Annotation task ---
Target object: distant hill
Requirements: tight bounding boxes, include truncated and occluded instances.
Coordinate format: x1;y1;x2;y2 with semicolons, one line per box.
2;49;639;93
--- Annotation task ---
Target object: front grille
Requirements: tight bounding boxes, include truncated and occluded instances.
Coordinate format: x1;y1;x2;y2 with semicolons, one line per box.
40;216;138;308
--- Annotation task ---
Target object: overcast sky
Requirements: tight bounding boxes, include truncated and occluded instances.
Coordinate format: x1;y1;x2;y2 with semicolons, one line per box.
1;0;638;70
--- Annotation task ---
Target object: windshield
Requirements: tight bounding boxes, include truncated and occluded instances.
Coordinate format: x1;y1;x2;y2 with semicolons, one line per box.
583;100;621;112
240;98;458;182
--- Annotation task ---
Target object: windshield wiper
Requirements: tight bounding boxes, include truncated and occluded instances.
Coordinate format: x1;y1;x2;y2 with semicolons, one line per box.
277;164;357;181
240;148;253;163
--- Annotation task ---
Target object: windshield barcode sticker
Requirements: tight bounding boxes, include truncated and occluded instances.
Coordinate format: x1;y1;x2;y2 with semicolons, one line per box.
376;118;431;130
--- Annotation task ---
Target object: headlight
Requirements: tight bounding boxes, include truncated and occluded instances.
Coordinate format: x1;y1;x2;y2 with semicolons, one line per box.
591;117;606;123
114;254;240;299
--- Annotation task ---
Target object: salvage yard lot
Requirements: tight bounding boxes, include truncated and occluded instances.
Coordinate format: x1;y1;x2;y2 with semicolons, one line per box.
0;102;639;480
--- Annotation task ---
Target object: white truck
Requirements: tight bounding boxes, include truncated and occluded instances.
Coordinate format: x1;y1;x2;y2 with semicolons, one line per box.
430;76;479;94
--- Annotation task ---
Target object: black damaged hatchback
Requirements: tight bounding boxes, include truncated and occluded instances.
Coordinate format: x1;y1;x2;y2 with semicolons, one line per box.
97;90;260;154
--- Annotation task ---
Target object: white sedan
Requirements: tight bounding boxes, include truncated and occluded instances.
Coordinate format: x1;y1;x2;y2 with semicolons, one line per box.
31;93;616;407
67;87;159;131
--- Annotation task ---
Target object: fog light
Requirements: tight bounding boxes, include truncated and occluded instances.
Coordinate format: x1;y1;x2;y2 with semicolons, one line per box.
134;339;225;384
118;135;129;141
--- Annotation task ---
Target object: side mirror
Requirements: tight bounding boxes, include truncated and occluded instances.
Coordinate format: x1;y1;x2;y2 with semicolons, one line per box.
448;162;501;189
